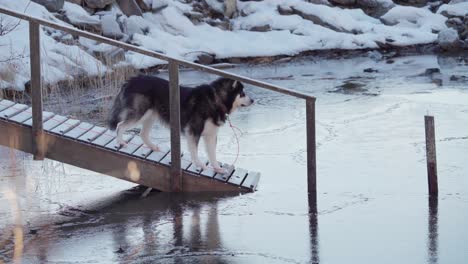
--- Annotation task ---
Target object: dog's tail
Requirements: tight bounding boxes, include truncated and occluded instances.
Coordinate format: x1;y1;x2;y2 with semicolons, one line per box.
107;85;126;131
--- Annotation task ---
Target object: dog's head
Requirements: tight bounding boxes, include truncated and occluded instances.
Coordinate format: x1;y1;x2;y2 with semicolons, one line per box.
212;78;254;114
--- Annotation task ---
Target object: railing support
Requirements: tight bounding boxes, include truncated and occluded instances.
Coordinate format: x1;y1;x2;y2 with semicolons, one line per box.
169;61;182;192
425;115;438;196
29;21;44;160
306;98;317;194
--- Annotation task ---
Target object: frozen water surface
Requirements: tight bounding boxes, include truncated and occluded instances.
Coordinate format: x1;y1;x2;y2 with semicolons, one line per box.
1;54;468;263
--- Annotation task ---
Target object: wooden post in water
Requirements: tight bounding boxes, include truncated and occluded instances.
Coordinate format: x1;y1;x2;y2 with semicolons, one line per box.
306;98;317;194
169;61;182;192
29;21;45;160
425;115;438;196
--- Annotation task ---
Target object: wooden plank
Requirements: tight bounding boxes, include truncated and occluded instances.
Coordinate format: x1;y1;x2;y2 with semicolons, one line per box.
24;111;54;126
119;136;144;155
228;168;248;186
146;148;169;162
50;119;80;135
200;163;217;178
64;122;93;139
133;144;152;158
187;158;208;174
42;115;68;131
425;115;438;196
161;151;184;166
78;126;107;142
104;133;135;151
213;163;235;182
241;171;260;190
179;153;192;171
0;99;15;112
9;107;32;123
0;104;28;119
92;129;116;147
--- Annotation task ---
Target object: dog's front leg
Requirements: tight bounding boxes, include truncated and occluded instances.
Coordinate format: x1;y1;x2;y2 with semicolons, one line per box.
204;134;226;174
187;134;207;171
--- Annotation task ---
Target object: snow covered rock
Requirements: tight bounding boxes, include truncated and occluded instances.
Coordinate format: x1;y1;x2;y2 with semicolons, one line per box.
381;6;447;32
101;14;124;39
63;2;102;33
84;0;114;9
32;0;64;12
437;2;468;18
204;0;237;18
356;0;395;18
437;28;462;50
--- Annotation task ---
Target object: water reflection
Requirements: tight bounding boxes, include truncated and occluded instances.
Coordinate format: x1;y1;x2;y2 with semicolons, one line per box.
45;189;238;263
309;193;320;264
427;196;438;264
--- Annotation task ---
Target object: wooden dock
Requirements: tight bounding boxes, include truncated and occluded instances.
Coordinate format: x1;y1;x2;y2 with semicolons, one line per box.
0;6;317;194
0;99;260;192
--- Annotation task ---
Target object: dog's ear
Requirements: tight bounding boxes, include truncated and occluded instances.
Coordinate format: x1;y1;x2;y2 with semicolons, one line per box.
232;80;238;89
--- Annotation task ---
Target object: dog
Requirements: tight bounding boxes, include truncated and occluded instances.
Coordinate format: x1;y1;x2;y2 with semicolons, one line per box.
108;75;254;173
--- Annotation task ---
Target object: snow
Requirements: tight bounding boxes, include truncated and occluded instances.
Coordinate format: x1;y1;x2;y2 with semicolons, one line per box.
437;2;468;17
62;2;100;26
380;6;447;32
0;0;451;90
0;0;106;90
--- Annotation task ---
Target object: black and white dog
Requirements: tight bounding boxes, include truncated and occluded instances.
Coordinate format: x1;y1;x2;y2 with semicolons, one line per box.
108;75;254;173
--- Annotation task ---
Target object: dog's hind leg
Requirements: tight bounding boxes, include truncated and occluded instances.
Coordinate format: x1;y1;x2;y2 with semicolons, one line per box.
186;133;207;171
204;134;226;174
116;120;136;147
140;110;160;152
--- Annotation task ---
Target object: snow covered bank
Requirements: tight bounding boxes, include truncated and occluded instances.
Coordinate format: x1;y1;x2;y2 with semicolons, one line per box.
0;0;460;90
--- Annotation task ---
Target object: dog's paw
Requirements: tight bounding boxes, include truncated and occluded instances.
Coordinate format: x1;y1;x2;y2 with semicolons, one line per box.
117;141;128;148
213;167;227;174
194;161;207;171
150;145;161;152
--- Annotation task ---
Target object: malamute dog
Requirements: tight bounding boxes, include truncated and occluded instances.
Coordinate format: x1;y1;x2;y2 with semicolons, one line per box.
108;75;254;173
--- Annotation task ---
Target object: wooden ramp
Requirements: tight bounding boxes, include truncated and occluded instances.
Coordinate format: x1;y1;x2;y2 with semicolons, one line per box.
0;99;260;192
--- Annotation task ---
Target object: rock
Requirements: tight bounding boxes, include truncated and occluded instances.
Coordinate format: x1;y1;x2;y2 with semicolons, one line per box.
135;0;151;11
84;0;114;9
330;81;368;94
329;0;356;5
450;75;468;81
356;0;395;18
32;0;64;12
438;28;462;50
281;5;347;33
116;0;143;17
364;68;379;73
250;24;271;32
224;0;237;18
446;17;464;32
101;15;124;39
65;0;82;5
196;53;215;64
424;68;441;75
93;46;125;65
393;0;429;7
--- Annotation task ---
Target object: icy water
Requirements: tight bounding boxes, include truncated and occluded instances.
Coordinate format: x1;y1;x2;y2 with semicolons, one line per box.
1;54;468;263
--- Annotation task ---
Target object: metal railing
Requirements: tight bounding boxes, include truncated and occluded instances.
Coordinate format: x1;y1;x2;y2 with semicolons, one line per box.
0;6;317;193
